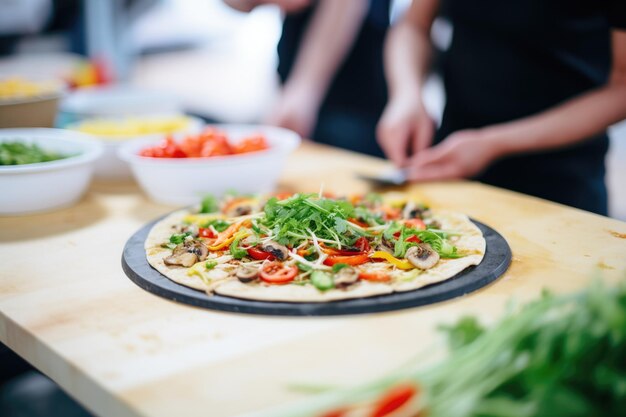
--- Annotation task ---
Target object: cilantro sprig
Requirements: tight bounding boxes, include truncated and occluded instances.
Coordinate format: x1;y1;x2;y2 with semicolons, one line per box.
261;193;368;247
385;223;463;258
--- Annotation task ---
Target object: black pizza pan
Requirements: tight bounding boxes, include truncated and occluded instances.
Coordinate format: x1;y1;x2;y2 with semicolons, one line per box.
122;218;511;316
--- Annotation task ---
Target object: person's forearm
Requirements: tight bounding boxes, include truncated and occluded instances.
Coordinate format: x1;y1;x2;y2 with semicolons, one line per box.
484;82;626;158
384;20;430;99
484;30;626;158
284;0;368;102
384;0;439;100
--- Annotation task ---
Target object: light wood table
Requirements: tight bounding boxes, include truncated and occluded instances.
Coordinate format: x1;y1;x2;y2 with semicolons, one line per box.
1;142;625;417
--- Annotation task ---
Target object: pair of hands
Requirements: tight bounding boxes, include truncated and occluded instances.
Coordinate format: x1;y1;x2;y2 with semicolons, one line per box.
377;95;503;182
268;87;503;181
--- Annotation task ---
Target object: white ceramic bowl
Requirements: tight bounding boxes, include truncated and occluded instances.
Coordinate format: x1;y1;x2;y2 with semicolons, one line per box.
0;128;103;215
118;124;301;206
60;86;183;122
67;116;204;181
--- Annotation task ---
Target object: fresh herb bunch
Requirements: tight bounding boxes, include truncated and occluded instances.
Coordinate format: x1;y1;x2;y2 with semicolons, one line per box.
422;281;626;417
261;193;369;247
299;281;626;417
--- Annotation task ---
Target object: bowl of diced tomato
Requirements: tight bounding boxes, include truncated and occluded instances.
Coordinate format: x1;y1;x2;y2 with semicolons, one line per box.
118;124;300;205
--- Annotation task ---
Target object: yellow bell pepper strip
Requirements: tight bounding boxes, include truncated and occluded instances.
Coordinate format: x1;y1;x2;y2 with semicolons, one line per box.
369;251;414;270
209;228;250;251
183;213;226;225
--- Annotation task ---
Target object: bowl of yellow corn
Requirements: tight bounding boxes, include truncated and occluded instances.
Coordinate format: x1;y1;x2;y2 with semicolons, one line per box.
67;115;203;181
0;77;65;128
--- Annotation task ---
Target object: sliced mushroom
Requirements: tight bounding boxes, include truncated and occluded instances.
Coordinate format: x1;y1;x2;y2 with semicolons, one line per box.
236;265;259;283
405;243;440;270
261;240;289;261
334;266;359;288
164;240;209;267
402;201;430;219
379;236;395;254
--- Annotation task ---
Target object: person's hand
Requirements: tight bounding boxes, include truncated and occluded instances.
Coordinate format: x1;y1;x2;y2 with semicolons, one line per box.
405;129;502;182
376;94;435;167
265;83;321;138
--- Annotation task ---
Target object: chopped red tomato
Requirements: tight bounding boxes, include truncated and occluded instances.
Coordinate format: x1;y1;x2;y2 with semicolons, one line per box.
404;218;426;230
198;227;216;239
233;135;269;154
200;137;232;157
324;253;369;266
359;271;391;282
139;137;186;158
259;262;298;284
406;235;421;243
247;247;275;261
371;384;418;417
138;128;269;159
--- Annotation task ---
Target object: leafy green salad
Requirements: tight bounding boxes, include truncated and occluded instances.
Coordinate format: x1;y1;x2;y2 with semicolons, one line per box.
0;141;69;165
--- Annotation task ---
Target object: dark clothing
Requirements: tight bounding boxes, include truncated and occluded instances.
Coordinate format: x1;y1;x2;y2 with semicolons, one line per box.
277;0;390;157
436;0;626;215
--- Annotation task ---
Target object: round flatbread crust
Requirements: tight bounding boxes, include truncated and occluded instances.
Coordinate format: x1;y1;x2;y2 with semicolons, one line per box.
145;209;485;302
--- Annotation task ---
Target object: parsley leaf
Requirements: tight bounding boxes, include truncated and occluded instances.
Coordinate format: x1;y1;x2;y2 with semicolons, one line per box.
200;195;219;213
260;193;367;247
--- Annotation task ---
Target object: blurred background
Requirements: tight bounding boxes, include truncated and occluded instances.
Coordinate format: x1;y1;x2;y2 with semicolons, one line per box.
1;0;625;415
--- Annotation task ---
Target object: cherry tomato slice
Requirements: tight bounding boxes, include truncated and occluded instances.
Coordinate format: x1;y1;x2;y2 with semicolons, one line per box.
359;271;391;282
200;138;232;157
199;227;216;239
324;253;369;266
260;262;297;284
247;247;275;261
371;384;418;417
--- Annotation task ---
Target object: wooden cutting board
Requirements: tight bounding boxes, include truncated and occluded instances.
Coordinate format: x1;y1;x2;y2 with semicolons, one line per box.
1;142;625;417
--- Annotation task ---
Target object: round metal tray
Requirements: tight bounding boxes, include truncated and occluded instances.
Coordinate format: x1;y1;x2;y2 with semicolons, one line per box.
122;219;511;316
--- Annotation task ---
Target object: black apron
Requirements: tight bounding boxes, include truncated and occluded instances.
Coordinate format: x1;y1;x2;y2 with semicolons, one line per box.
436;0;626;215
277;0;391;157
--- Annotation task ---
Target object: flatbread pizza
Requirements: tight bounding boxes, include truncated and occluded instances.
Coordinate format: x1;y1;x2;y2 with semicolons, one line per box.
144;192;485;302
